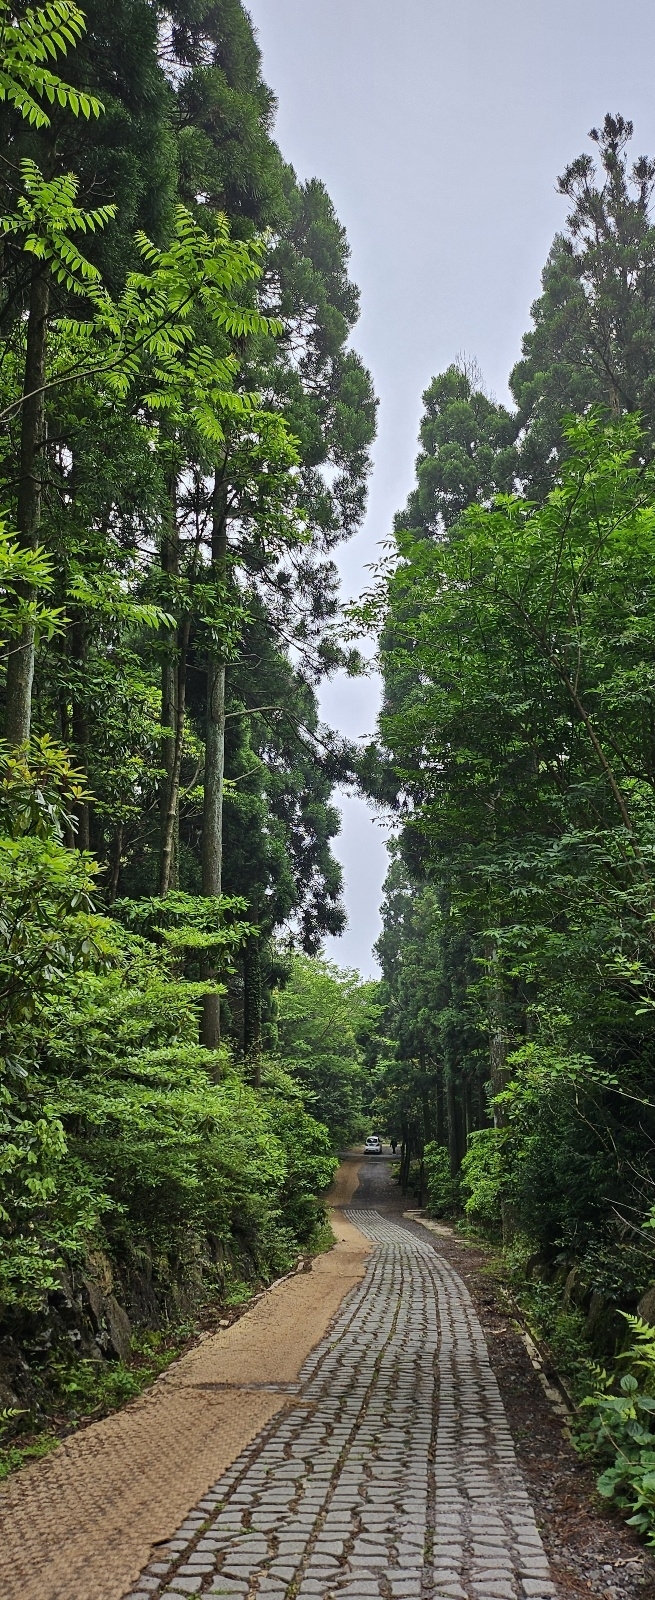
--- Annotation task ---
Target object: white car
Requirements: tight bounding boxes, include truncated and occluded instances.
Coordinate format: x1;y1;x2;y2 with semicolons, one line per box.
364;1135;382;1155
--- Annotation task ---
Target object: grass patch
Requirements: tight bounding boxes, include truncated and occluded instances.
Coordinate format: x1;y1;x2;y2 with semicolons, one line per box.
0;1429;59;1482
0;1319;198;1481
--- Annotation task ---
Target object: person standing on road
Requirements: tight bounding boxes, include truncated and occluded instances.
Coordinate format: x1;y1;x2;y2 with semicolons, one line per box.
390;1139;397;1155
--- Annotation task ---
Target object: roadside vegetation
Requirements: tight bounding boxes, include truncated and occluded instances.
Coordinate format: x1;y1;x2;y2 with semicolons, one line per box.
0;0;374;1466
356;116;655;1543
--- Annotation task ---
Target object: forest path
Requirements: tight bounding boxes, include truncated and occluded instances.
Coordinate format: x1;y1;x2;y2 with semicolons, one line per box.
121;1160;558;1600
0;1186;369;1600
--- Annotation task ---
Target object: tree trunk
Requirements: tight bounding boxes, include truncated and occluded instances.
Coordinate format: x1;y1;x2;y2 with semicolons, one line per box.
108;824;123;903
476;1070;487;1129
159;615;190;896
243;935;262;1086
5;266;49;746
421;1086;433;1149
435;1060;446;1147
202;656;225;897
399;1130;411;1194
485;935;508;1117
160;483;179;891
485;933;517;1243
70;617;90;849
201;474;228;1048
446;1070;460;1178
464;1074;473;1141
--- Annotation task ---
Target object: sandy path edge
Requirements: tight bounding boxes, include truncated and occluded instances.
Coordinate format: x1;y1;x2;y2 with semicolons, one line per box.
324;1149;364;1208
0;1161;367;1600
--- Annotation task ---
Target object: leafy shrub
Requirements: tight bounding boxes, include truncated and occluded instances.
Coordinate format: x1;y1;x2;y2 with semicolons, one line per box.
274;955;373;1146
580;1315;655;1544
0;745;337;1320
460;1128;503;1229
423;1142;460;1217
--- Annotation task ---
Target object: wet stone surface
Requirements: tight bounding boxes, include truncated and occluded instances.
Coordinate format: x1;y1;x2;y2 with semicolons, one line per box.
123;1211;558;1600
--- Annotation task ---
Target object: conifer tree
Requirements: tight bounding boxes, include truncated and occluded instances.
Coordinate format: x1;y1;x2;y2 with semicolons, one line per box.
511;113;655;489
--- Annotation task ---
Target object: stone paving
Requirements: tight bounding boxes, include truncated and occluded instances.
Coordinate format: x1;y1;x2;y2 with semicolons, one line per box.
122;1210;557;1600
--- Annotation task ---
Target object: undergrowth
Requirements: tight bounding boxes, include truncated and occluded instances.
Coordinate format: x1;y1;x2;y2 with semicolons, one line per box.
578;1316;655;1546
502;1241;655;1544
503;1237;599;1402
0;1321;195;1481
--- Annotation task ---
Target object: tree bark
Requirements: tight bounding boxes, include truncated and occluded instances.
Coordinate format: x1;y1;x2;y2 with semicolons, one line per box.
201;472;228;1048
485;935;508;1117
159;615;190;896
243;935;262;1086
400;1129;411;1194
70;616;90;849
485;933;517;1243
159;480;180;894
108;824;123;903
202;656;225;897
421;1086;433;1149
5;266;49;746
446;1070;460;1178
435;1060;446;1147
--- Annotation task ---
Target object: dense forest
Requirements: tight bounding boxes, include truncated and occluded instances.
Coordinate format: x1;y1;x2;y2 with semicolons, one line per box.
0;0;377;1447
3;0;655;1537
362;114;655;1397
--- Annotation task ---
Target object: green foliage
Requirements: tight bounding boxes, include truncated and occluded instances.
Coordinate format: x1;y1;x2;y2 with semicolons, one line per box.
358;120;655;1349
580;1316;655;1544
460;1130;503;1230
0;0;102;128
0;1428;57;1482
274;955;373;1146
423;1142;460;1218
0;0;373;973
0;158;116;296
366;411;655;1266
395;360;517;537
0;515;61;646
261;1061;337;1235
511;115;655;490
0;746;338;1320
0;0;371;1453
0;1320;196;1477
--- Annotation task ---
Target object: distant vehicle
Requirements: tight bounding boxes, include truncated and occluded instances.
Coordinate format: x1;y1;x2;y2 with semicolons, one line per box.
364;1135;382;1155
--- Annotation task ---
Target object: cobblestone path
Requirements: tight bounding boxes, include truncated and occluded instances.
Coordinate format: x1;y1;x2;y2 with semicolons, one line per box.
123;1210;556;1600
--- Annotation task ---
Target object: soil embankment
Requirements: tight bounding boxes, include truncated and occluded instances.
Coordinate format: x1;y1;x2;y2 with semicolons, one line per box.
0;1159;369;1600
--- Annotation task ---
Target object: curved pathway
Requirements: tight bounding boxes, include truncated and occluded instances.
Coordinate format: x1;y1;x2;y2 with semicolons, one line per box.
123;1173;557;1600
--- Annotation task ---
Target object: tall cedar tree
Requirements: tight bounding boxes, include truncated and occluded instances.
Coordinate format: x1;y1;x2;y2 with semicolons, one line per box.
0;0;375;1059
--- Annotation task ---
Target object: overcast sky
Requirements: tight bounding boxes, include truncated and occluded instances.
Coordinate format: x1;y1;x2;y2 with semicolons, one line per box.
245;0;655;978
